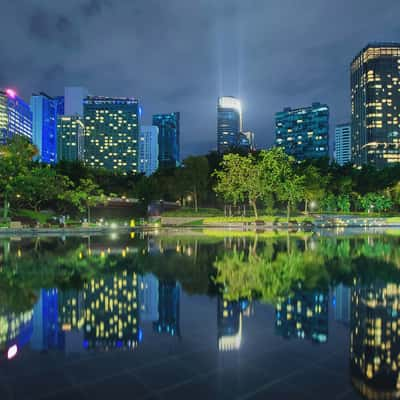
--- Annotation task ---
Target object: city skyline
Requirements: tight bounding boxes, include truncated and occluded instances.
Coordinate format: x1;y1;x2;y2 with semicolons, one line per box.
1;1;399;158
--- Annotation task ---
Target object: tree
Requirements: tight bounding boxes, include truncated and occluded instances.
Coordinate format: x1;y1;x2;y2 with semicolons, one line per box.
213;154;248;215
0;137;37;220
301;165;327;213
60;178;104;222
277;173;305;222
181;156;209;212
13;167;71;212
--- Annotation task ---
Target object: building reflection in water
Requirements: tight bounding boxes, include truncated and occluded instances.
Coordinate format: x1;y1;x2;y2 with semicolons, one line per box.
275;289;328;344
217;297;252;351
350;280;400;399
31;289;63;351
139;274;159;322
333;284;351;325
0;309;33;360
153;281;180;337
83;271;140;350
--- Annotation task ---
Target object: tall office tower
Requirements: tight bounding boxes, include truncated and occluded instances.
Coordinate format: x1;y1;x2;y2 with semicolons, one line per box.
351;44;400;167
350;280;400;398
64;86;88;117
84;96;140;174
139;125;159;176
0;89;32;144
57;116;85;162
153;281;180;337
275;103;329;161
334;124;352;166
30;93;64;164
217;96;242;153
152;112;180;169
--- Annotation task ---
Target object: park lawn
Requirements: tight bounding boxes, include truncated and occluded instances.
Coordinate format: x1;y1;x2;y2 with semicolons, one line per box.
162;207;224;217
202;215;315;224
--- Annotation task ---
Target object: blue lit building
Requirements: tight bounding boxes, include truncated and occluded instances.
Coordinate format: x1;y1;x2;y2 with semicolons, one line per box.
275;102;329;161
153;281;180;337
139;125;159;176
0;89;32;144
217;96;242;153
152;112;180;169
30;93;64;164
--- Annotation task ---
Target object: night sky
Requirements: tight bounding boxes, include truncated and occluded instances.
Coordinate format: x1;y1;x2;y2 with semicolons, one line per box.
1;0;400;157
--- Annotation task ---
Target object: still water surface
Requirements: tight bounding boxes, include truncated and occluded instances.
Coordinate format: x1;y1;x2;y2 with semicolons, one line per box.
0;230;399;399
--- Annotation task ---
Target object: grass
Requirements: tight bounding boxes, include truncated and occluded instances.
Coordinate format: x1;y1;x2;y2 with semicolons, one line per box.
162;208;224;217
203;216;315;224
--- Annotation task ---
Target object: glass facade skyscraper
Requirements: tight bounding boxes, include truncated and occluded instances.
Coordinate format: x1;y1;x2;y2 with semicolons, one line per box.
152;112;180;169
30;93;63;164
0;89;32;145
139;125;159;176
351;43;400;167
334;123;352;166
217;96;242;153
275;103;329;161
57;116;84;162
83;96;140;174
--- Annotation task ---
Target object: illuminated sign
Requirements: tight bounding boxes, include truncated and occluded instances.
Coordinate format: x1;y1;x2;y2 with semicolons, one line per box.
5;89;16;99
7;344;18;360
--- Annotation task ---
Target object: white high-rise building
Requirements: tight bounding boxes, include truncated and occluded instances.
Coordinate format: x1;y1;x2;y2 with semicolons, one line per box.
139;125;159;176
64;86;88;117
335;124;351;166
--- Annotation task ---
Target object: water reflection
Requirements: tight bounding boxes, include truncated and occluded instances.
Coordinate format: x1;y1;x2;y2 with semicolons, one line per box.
2;232;400;398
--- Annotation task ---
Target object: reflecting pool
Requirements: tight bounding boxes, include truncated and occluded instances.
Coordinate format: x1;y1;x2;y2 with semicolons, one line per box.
1;229;400;399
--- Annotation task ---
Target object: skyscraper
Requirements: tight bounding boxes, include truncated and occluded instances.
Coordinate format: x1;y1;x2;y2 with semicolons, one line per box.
217;96;242;153
139;125;159;176
64;87;88;117
0;89;32;144
83;96;140;174
351;43;400;167
334;124;352;166
57;116;85;162
275;103;329;161
152;112;180;169
30;93;63;164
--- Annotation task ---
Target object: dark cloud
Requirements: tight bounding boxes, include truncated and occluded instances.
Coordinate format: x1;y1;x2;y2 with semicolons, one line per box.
1;0;400;157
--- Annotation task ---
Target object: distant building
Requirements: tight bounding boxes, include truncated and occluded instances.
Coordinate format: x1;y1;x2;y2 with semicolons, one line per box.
64;86;88;117
351;43;400;167
139;125;159;176
83;96;140;174
335;124;351;166
57;116;85;162
217;96;242;153
152;112;180;169
0;89;32;144
275;103;329;161
238;131;255;151
30;93;64;164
